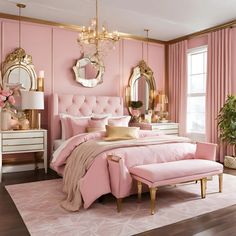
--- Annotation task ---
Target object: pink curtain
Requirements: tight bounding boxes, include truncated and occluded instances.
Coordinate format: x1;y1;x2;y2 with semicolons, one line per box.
168;40;188;136
206;28;232;162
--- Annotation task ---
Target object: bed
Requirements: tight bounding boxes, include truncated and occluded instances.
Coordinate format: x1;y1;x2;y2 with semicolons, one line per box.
50;94;196;211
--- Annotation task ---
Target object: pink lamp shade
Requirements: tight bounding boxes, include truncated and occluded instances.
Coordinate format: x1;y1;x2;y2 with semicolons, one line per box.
21;91;44;110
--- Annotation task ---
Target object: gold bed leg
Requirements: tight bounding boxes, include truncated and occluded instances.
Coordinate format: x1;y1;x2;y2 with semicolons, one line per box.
200;178;207;198
219;173;223;193
150;187;157;215
137;181;142;202
117;198;122;213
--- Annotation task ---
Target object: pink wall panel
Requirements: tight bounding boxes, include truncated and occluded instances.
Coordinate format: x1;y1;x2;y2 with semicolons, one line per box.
52;28;82;94
122;39;143;92
2;20;19;59
232;28;236;94
148;43;165;91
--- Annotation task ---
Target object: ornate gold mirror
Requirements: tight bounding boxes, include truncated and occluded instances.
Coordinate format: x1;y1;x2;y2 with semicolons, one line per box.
2;48;37;90
73;54;105;88
126;60;156;115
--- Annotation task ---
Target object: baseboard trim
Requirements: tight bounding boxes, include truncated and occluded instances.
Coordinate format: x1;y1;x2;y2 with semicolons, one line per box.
2;163;44;173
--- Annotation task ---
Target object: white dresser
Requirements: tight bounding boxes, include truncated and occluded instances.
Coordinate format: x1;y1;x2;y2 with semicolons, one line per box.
130;122;179;135
0;129;47;182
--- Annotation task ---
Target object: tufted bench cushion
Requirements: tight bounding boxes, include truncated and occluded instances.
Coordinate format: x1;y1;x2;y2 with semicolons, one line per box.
130;159;223;188
129;159;223;215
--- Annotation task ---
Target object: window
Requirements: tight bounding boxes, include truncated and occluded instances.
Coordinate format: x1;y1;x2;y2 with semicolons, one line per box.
187;46;207;140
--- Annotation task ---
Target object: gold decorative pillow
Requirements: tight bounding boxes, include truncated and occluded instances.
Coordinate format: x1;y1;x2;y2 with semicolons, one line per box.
86;127;105;133
104;125;139;141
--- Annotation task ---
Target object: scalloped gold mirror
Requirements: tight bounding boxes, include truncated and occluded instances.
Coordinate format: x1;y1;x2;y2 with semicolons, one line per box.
126;60;156;115
2;48;37;91
73;54;105;87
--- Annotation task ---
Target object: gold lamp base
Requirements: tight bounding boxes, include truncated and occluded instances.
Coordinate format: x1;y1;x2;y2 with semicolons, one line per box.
25;110;40;129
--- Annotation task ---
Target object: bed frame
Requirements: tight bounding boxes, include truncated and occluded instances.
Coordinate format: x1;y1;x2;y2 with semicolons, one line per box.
50;94;124;154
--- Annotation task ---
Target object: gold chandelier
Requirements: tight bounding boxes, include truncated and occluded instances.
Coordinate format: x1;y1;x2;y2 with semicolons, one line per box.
78;0;119;57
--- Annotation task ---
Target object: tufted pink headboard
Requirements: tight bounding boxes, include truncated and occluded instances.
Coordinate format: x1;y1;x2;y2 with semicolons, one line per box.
50;94;123;153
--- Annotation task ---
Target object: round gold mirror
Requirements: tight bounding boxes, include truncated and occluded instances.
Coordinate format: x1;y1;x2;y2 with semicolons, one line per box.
73;54;105;87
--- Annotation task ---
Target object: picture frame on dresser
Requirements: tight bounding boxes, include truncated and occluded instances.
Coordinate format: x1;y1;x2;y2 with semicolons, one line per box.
0;129;47;182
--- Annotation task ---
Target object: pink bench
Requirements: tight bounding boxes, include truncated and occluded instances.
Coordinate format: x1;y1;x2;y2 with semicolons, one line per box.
130;159;223;214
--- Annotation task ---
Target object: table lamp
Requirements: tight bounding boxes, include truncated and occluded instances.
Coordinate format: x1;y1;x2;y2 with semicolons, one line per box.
21;91;44;129
155;92;168;122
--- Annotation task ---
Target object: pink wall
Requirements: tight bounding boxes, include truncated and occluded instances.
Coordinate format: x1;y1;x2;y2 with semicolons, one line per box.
0;18;165;128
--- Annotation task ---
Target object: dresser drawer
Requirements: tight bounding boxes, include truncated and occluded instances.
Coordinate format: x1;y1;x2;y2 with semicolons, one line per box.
2;131;44;139
151;124;179;130
2;144;44;153
3;137;44;146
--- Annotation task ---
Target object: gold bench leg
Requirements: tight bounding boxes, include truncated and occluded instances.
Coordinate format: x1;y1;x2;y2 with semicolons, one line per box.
117;198;122;213
219;173;223;193
200;178;207;198
137;180;142;202
150;187;157;215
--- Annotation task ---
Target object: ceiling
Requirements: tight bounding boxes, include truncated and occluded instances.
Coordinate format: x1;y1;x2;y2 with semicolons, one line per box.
0;0;236;41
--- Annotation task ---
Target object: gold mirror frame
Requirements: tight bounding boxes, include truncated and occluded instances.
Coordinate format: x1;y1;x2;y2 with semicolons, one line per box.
73;54;105;88
2;48;37;90
126;60;156;115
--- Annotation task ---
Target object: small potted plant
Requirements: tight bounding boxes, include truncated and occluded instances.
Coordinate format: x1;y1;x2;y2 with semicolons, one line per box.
129;100;143;122
218;95;236;168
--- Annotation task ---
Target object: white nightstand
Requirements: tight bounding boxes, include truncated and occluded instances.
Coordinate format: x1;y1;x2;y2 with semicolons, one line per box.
0;129;47;182
130;122;179;135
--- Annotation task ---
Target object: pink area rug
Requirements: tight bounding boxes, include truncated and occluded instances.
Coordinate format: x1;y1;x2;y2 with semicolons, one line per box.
6;174;236;236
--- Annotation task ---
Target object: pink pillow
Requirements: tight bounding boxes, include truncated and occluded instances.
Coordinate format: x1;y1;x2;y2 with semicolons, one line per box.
60;116;72;140
88;117;108;128
108;116;131;127
60;114;91;140
70;117;90;136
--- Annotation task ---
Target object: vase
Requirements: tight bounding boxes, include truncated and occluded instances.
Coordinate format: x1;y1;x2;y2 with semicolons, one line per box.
1;110;12;131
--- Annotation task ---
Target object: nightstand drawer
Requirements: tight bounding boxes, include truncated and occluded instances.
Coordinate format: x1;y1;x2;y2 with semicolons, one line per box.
3;138;44;146
2;131;44;139
2;144;44;153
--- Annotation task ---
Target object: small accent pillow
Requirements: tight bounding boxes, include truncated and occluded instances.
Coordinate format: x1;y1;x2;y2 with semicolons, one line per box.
88;117;108;128
108;116;131;127
104;125;140;141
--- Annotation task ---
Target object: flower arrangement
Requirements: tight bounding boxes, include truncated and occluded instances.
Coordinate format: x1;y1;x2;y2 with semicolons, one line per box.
0;87;19;111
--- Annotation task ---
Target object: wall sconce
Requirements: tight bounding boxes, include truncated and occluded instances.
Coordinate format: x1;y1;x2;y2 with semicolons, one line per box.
21;91;44;129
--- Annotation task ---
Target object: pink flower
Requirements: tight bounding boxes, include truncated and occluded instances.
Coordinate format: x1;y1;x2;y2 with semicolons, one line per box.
1;90;12;97
0;101;5;108
8;95;15;105
0;95;6;101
